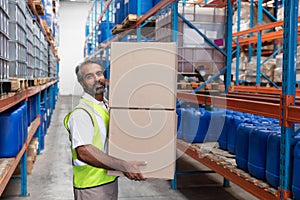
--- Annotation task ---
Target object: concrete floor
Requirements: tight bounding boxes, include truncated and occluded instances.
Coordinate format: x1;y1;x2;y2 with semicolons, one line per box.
1;96;258;200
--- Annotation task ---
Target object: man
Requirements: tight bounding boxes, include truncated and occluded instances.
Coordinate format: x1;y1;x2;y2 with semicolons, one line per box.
64;59;146;200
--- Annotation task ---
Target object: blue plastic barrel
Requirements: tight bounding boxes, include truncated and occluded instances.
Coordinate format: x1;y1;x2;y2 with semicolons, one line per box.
47;96;51;128
248;128;272;180
235;123;255;171
218;109;234;149
16;108;24;150
226;116;235;153
182;108;201;143
293;141;300;199
98;22;115;44
40;108;46;150
19;103;28;148
218;116;228;150
30;95;37;122
115;0;125;24
266;132;283;188
124;0;153;16
176;108;184;139
27;99;31;126
205;111;226;142
227;116;243;154
0;109;22;157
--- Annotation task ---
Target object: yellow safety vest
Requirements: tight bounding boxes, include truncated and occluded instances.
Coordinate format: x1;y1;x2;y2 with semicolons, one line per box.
64;98;117;189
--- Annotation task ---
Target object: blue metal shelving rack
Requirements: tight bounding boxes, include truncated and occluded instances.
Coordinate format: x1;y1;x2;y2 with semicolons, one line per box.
84;0;300;199
280;0;298;198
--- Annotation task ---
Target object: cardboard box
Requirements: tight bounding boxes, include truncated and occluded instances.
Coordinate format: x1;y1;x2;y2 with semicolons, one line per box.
108;109;176;179
109;42;177;109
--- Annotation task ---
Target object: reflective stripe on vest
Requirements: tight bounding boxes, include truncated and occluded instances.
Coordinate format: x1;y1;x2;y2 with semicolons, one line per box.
63;98;116;189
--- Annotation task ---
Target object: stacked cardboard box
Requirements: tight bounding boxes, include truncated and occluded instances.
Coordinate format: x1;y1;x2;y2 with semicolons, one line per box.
14;137;38;175
108;42;177;179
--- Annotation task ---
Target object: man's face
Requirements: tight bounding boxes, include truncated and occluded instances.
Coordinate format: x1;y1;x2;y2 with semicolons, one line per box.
80;63;105;96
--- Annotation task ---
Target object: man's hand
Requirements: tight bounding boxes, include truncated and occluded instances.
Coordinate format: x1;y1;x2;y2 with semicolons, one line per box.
122;161;147;181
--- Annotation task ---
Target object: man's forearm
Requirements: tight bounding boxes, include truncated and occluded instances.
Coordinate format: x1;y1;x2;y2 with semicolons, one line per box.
76;144;126;171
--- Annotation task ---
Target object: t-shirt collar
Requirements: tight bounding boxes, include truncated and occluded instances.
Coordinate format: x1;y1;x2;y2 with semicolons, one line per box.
82;92;102;105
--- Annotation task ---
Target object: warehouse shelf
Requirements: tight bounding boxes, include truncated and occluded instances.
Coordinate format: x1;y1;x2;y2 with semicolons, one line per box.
0;116;40;196
0;80;57;113
176;139;279;200
86;0;177;58
84;0;299;199
230;85;300;96
225;92;300;106
0;0;59;196
84;0;113;44
232;27;300;47
0;80;58;197
26;0;59;60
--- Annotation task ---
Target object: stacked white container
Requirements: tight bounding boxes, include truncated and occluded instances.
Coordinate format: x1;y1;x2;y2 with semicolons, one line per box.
8;0;27;78
25;6;34;80
0;0;10;81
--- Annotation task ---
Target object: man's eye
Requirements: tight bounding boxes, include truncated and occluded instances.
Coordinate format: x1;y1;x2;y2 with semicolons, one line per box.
96;71;103;76
86;75;93;79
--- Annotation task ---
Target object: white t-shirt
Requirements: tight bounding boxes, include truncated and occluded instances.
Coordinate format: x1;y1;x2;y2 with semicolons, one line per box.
68;93;109;154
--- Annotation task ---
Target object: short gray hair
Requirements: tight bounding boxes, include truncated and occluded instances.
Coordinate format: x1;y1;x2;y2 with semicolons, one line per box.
75;59;103;82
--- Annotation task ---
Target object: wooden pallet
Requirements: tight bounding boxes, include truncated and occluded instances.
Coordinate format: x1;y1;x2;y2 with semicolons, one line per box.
98;43;106;49
121;14;138;28
28;79;35;87
34;77;49;86
9;78;27;91
112;24;125;35
0;158;14;183
41;20;52;37
0;81;11;95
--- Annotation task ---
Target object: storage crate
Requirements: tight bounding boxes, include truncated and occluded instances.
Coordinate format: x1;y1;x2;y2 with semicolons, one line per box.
177;47;225;74
9;41;27;62
179;22;225;48
27;28;34;44
0;0;8;12
0;58;9;80
0;8;9;36
8;2;26;29
8;61;18;78
25;6;34;31
34;64;41;78
9;61;26;78
178;6;226;23
27;66;33;79
27;40;34;56
9;22;27;46
27;54;34;69
9;0;26;15
0;33;9;60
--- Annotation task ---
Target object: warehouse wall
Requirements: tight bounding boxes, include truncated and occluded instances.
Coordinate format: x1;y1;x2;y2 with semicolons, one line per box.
59;1;92;95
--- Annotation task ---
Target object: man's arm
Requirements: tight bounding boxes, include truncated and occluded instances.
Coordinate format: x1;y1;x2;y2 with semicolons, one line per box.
76;144;146;181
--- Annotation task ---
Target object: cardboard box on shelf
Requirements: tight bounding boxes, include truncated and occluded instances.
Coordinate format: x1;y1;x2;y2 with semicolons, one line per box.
108;109;176;179
109;42;177;109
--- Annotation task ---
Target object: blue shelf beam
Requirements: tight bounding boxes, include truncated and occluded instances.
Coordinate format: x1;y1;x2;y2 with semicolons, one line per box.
225;0;233;93
248;0;254;62
280;0;298;199
262;7;277;22
256;0;263;86
235;0;241;86
172;2;178;43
